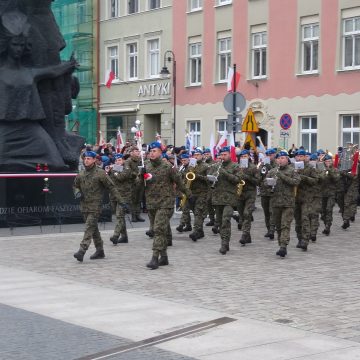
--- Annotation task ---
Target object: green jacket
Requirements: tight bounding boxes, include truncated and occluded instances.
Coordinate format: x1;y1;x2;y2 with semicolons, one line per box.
185;160;208;196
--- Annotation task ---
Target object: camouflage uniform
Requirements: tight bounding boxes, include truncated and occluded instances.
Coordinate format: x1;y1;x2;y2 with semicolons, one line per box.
341;170;359;225
145;158;189;258
178;164;192;229
259;160;276;237
237;162;260;244
73;165;122;252
108;163;135;241
205;157;216;225
267;165;301;249
212;160;241;253
126;156;144;220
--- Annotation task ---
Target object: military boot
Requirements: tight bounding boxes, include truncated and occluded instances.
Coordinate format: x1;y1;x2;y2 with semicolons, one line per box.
264;231;270;238
322;224;330;236
146;255;159;270
342;220;350;229
296;240;302;248
350;216;355;222
189;231;201;241
176;224;184;232
146;230;154;238
131;214;138;222
232;214;240;222
310;235;317;242
73;248;85;262
136;215;145;222
276;247;287;258
90;249;105;260
158;251;169;266
297;240;308;251
219;245;228;255
198;229;204;238
268;232;274;240
205;220;215;226
183;224;192;232
212;225;219;234
118;234;128;243
239;232;252;246
110;235;119;245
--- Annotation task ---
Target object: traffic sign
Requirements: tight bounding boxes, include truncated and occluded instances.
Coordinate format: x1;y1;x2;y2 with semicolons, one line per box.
244;133;256;149
280;129;290;137
223;92;246;113
280;113;292;130
242;108;259;132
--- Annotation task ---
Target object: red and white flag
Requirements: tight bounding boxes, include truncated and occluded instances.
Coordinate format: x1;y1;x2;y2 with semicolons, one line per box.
209;132;216;159
116;127;124;153
105;69;115;88
229;132;237;163
227;67;241;92
99;131;106;147
216;130;228;150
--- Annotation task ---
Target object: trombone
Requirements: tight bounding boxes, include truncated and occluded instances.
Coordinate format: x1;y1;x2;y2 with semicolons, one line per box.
180;171;196;208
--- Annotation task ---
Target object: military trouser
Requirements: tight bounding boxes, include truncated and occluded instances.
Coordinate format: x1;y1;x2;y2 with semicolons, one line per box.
214;205;233;248
180;205;191;226
131;185;143;217
309;196;322;237
321;196;336;227
206;191;215;222
80;212;103;251
272;207;294;248
113;204;127;238
343;186;358;221
336;192;345;216
149;208;174;256
294;199;312;245
261;196;275;234
189;194;207;232
237;191;256;234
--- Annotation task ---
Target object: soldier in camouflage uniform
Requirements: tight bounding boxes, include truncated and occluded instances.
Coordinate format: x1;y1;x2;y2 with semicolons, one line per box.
108;153;135;244
259;148;277;239
73;151;124;262
186;149;209;241
176;154;192;233
320;154;340;235
144;142;191;270
203;148;216;226
126;146;145;222
211;146;241;255
266;151;301;258
293;149;319;251
237;150;260;246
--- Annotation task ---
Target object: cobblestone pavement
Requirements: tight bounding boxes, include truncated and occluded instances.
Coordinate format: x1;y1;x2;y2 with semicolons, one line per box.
0;200;360;350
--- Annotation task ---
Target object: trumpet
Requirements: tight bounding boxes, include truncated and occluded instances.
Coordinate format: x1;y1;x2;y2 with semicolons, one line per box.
261;166;267;174
180;171;196;208
237;180;246;196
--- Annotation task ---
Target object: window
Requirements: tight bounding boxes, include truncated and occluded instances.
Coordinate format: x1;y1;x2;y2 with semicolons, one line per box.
76;50;91;83
343;17;360;69
217;119;227;134
127;43;138;80
149;0;160;10
300;116;317;153
189;42;202;85
189;0;202;11
341;114;360;145
218;37;231;82
128;0;139;14
108;46;119;79
77;1;86;23
252;31;267;78
109;0;119;18
148;39;160;77
188;121;201;147
217;0;232;5
302;23;319;73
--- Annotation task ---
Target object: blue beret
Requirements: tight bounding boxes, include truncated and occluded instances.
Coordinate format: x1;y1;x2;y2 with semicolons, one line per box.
114;153;123;159
295;149;306;156
324;154;332;161
193;148;203;155
204;148;211;153
101;156;110;165
265;148;276;155
180;153;190;159
219;146;230;153
149;141;162;150
306;152;312;156
84;151;97;158
276;150;289;158
240;149;250;156
317;149;325;155
309;154;318;161
162;153;169;160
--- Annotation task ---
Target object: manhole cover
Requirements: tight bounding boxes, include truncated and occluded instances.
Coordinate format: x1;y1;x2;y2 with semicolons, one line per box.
274;319;293;324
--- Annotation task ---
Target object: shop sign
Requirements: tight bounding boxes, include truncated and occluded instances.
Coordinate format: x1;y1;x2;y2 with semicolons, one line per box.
137;82;171;97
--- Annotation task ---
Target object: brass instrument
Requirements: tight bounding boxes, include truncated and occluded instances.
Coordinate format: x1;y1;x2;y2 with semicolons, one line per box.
236;180;246;196
180;171;196;208
207;160;223;188
261;165;267;174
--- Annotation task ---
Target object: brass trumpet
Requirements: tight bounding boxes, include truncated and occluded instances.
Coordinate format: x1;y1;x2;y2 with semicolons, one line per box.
236;180;246;196
180;171;196;208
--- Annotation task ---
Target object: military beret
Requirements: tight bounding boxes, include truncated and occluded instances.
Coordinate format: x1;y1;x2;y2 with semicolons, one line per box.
275;150;289;158
240;149;250;156
114;153;123;159
265;148;276;155
84;151;97;158
317;148;325;155
162;153;169;160
219;146;230;153
180;153;190;159
323;154;332;161
101;156;110;165
309;154;318;161
193;148;203;155
295;149;306;156
203;148;211;153
148;141;162;150
306;152;312;156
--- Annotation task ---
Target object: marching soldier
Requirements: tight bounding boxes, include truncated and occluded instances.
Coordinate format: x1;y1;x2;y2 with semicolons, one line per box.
237;149;260;246
211;146;241;255
144;142;191;269
203;148;216;226
259;148;277;240
73;151;124;262
108;153;135;244
266;151;301;258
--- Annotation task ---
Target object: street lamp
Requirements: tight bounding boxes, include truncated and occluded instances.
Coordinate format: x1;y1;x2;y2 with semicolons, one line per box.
160;50;176;146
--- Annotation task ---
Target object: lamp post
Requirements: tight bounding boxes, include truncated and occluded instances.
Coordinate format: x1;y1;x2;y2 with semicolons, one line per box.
160;50;176;146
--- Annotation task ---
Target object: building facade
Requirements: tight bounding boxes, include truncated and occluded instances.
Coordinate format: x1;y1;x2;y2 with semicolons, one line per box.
98;0;173;146
52;0;98;144
173;0;360;152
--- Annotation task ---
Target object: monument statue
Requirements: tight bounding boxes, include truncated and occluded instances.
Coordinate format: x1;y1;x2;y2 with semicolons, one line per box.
0;0;85;172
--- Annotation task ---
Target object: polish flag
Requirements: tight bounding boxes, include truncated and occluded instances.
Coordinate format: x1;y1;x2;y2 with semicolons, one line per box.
216;130;228;150
116;127;124;153
229;132;237;163
105;70;115;88
227;67;241;92
209;132;216;159
99;130;106;147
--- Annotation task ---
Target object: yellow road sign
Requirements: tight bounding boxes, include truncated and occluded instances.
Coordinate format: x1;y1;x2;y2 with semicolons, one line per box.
244;133;256;149
242;108;259;132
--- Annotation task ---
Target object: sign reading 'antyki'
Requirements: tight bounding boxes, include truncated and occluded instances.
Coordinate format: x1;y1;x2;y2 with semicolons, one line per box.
138;82;171;97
